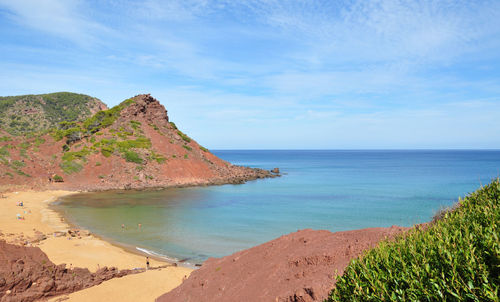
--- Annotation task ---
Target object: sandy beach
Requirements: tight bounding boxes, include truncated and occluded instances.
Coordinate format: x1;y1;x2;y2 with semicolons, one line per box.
0;190;192;301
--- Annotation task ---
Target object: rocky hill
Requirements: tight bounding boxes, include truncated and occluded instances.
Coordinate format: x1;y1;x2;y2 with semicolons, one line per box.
0;94;275;191
0;92;107;135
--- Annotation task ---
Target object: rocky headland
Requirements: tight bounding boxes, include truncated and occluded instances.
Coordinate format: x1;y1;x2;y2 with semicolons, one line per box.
0;93;277;192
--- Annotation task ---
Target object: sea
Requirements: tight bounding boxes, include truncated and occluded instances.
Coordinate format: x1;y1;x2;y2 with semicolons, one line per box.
53;150;500;265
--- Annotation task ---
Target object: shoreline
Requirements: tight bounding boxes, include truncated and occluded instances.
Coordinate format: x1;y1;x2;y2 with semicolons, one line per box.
0;189;192;302
49;196;193;268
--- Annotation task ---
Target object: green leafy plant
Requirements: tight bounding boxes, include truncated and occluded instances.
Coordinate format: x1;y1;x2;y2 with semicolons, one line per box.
124;150;142;164
327;179;500;301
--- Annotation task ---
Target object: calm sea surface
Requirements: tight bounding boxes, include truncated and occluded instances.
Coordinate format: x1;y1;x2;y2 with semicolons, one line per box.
53;150;500;264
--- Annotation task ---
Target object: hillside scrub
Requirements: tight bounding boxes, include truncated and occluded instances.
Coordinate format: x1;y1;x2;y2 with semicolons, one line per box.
0;92;104;135
327;179;499;301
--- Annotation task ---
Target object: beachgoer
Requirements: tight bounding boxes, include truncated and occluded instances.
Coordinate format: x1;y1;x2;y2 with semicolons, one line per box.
138;223;142;229
121;224;125;230
146;257;150;270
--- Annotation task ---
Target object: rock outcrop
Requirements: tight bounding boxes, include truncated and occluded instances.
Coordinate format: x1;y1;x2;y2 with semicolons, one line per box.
157;227;408;302
0;240;141;302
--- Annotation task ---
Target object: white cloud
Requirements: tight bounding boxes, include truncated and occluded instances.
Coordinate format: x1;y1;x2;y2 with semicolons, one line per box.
0;0;109;45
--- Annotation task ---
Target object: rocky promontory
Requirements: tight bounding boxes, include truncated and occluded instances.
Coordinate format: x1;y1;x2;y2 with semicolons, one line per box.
0;93;277;191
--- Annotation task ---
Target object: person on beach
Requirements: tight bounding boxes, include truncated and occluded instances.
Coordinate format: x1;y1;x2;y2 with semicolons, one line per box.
121;224;125;230
146;257;150;270
138;223;142;229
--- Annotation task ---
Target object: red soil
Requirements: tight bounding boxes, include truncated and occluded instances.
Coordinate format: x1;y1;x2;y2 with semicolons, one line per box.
0;240;142;302
157;227;408;302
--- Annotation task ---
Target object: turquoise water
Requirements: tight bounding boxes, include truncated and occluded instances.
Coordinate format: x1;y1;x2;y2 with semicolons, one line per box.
54;150;500;265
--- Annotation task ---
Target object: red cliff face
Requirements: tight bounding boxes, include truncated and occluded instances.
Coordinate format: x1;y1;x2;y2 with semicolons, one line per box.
0;94;276;191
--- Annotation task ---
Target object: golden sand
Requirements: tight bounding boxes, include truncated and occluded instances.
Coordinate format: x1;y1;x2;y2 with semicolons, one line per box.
0;190;191;302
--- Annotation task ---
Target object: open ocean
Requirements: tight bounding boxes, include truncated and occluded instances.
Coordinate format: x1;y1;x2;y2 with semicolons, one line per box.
53;150;500;265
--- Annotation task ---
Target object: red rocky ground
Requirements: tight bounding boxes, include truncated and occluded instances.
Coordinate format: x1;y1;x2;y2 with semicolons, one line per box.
157;227;409;302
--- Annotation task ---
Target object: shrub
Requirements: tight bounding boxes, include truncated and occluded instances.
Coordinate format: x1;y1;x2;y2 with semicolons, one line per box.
101;146;114;157
327;179;500;301
130;120;141;127
117;137;151;151
124;151;142;164
53;174;64;182
61;149;90;162
149;151;167;164
199;146;209;152
177;130;191;143
60;161;83;174
0;146;10;157
183;145;192;151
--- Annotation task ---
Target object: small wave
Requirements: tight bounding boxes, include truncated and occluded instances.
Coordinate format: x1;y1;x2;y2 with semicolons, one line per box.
135;247;177;261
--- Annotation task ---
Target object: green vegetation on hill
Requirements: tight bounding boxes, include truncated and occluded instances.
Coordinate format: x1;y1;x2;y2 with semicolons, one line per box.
0;92;105;135
327;179;499;301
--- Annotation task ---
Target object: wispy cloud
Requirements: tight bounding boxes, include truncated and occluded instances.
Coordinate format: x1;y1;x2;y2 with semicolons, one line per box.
0;0;111;45
0;0;499;148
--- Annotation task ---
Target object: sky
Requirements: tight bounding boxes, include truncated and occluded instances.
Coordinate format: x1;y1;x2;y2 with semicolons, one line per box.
1;0;500;149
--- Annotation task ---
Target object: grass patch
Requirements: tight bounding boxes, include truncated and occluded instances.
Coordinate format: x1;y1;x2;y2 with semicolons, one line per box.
11;160;25;168
184;154;188;159
61;148;91;162
34;137;45;146
327;179;500;301
83;98;134;133
177;130;191;143
4;172;13;178
182;145;192;151
199;146;209;152
117;137;151;151
130;120;142;130
124;150;142;164
60;161;83;174
0;146;10;157
149;151;167;164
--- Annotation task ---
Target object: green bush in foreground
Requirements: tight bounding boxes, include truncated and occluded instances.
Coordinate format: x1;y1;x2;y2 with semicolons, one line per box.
328;179;499;301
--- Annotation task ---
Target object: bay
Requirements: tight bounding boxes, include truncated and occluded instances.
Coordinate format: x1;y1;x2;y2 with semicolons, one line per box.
53;150;500;264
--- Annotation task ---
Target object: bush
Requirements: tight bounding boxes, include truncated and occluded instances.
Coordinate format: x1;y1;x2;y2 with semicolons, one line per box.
177;130;191;143
199;146;209;152
124;151;142;164
53;174;64;182
60;161;83;174
327;179;500;301
182;145;192;151
101;146;114;157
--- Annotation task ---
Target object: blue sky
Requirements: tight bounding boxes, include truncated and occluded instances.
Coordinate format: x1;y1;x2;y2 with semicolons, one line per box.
1;0;499;149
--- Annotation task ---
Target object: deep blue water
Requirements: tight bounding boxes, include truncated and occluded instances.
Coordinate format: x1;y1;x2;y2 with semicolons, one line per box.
54;150;500;264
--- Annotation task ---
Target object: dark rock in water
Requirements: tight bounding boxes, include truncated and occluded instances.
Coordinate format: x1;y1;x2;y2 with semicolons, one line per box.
271;168;280;174
156;227;408;302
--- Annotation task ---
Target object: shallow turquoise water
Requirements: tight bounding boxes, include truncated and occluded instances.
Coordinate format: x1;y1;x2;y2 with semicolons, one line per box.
54;150;500;264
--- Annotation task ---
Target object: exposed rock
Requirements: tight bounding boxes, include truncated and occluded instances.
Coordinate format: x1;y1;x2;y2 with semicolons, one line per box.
271;168;280;174
0;240;141;302
157;227;408;302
